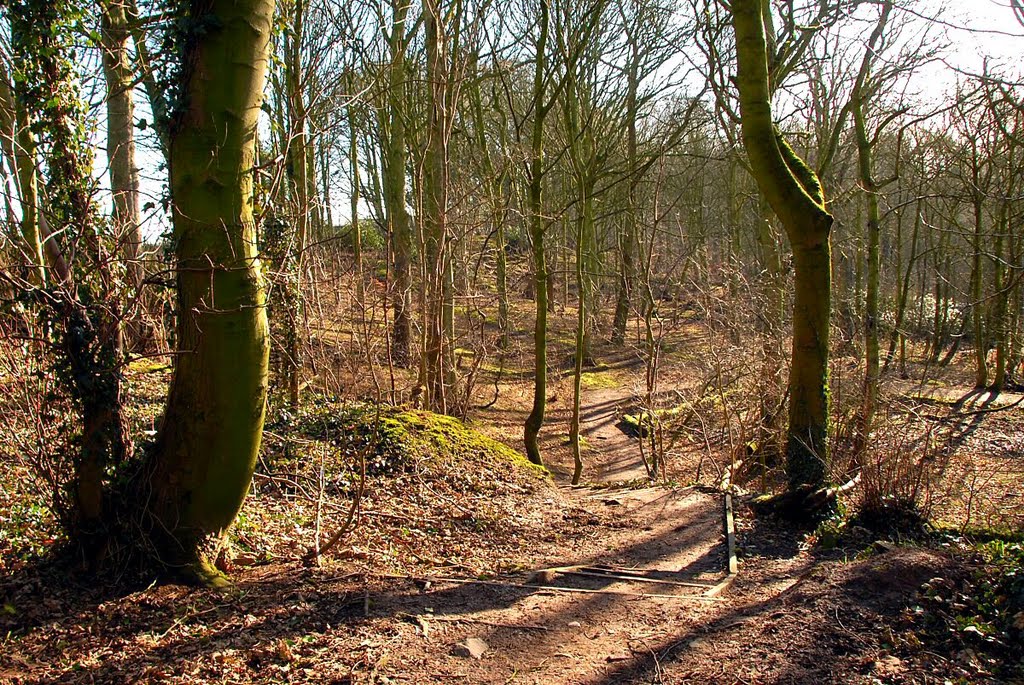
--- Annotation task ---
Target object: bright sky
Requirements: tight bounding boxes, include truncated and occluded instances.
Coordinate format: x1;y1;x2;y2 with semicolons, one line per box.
925;0;1023;86
123;0;1024;241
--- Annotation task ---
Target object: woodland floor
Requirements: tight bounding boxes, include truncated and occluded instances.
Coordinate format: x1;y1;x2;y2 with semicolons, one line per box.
2;305;1023;683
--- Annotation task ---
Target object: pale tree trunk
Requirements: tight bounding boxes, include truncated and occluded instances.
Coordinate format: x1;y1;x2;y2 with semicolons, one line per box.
0;68;46;286
384;0;414;366
100;0;143;292
100;0;154;354
148;0;273;585
423;0;456;413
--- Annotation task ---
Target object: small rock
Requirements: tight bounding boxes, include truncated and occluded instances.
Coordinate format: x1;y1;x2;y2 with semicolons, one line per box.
958;648;981;670
872;655;903;675
453;637;489;659
567;621;582;628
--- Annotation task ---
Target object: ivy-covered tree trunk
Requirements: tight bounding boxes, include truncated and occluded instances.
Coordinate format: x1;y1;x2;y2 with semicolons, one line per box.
733;0;834;497
147;0;273;585
11;2;132;558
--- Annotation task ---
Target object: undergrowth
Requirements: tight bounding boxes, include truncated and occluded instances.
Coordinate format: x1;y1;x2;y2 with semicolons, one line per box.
907;533;1024;681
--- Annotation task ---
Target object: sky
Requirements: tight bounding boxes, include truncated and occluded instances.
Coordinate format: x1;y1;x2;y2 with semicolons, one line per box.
924;0;1023;86
113;0;1024;241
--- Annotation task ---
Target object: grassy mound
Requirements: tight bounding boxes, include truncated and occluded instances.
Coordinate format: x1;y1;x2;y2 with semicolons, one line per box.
290;401;545;481
236;399;557;573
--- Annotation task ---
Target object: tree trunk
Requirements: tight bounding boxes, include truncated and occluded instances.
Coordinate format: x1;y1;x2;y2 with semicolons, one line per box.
100;0;143;293
524;0;551;467
611;52;639;345
285;0;309;407
853;98;879;455
971;189;988;388
349;105;364;305
733;0;834;496
991;204;1009;392
385;0;413;366
0;69;46;285
147;0;273;585
884;198;921;374
424;0;456;413
11;4;132;557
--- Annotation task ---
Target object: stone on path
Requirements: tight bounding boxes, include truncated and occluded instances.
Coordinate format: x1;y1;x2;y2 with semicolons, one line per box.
453;637;489;659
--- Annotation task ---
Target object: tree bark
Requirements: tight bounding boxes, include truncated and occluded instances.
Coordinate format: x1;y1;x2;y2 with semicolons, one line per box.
147;0;273;585
423;0;456;413
384;0;414;366
733;0;834;495
524;0;551;467
100;0;143;292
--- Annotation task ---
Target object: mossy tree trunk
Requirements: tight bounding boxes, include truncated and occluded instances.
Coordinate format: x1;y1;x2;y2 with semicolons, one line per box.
850;0;891;456
732;0;834;496
147;0;273;585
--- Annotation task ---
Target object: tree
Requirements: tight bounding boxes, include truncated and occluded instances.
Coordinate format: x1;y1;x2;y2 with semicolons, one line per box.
732;0;835;498
98;0;144;302
145;0;274;584
10;0;132;558
382;0;415;367
522;0;555;467
422;0;457;413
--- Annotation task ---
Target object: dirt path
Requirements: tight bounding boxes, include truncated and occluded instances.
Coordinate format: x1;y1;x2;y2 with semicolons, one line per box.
580;383;650;484
371;487;728;684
